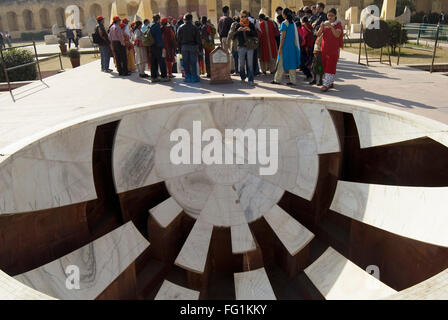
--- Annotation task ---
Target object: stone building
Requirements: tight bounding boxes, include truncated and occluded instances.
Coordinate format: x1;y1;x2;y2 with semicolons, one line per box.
0;0;444;38
413;0;448;15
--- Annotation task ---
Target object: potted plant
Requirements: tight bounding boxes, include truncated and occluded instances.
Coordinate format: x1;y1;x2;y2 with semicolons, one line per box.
58;39;67;54
68;49;80;68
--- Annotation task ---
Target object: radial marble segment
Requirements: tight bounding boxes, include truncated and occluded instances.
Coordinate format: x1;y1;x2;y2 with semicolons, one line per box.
330;181;448;247
264;205;314;256
0;124;97;214
113;98;337;232
0;270;56;300
149;196;183;228
387;268;448;300
174;218;214;274
14;222;149;300
234;267;276;300
304;247;397;300
155;280;200;300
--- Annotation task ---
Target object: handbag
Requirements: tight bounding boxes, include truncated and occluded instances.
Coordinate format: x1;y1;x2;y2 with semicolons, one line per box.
243;30;259;50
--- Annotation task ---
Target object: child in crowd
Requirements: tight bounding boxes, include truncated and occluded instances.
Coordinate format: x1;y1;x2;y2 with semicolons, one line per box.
310;35;323;86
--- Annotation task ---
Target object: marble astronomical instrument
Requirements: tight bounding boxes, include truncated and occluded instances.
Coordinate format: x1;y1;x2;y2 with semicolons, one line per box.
0;96;448;300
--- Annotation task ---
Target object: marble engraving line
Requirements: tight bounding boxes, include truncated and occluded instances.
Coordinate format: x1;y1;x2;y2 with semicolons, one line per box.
169;121;279;176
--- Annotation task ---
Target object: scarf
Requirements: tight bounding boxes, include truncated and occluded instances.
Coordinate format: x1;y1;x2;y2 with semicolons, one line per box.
240;17;250;28
284;20;300;50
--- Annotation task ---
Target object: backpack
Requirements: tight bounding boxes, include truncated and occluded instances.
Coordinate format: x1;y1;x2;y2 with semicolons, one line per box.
92;27;101;44
143;27;155;47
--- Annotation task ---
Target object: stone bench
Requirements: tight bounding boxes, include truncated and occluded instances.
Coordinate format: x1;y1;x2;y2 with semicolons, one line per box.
304;247;397;299
78;36;93;48
44;35;58;45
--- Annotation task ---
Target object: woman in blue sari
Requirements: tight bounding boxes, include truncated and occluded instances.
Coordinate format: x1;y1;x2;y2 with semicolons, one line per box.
272;8;301;86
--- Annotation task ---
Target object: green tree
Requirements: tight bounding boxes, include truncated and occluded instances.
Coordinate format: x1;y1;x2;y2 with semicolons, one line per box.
386;20;408;54
0;49;37;82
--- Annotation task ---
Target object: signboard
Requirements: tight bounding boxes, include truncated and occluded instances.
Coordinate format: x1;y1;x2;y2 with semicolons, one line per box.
212;49;228;64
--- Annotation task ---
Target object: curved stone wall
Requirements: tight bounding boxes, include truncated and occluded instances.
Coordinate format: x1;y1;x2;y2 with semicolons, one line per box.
0;95;447;299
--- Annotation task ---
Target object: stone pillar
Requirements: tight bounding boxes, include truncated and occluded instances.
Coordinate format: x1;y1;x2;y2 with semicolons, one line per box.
137;0;153;20
116;0;128;17
110;2;118;23
207;0;218;26
286;0;298;12
380;0;397;21
222;0;231;10
242;0;250;12
338;0;350;20
0;13;5;33
260;0;270;16
271;0;285;20
345;6;359;26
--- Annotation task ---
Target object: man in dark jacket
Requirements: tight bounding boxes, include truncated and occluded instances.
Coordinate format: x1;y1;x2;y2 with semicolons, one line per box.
233;10;257;85
311;2;327;35
177;13;202;83
150;14;170;82
218;6;233;52
96;16;112;72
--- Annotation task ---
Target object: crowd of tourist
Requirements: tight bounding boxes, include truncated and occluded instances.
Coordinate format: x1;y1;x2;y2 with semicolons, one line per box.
94;2;343;92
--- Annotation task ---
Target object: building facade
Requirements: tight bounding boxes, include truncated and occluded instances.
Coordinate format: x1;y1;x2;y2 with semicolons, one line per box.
0;0;445;38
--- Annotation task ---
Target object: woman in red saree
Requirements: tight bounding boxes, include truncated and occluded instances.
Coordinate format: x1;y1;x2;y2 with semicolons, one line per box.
161;17;177;78
316;8;343;92
259;14;278;74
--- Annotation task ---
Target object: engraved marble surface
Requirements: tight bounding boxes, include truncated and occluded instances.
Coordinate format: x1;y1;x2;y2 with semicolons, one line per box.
304;247;397;300
155;280;200;300
149;196;183;228
264;205;314;256
352;109;433;149
234;267;277;300
387;268;448;300
0;269;56;300
0;124;97;214
112;98;329;228
174;218;214;274
301;103;340;154
14;221;149;300
330;181;448;247
230;223;257;254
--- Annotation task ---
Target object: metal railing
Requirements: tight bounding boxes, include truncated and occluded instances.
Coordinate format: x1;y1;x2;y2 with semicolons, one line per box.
398;23;445;72
0;41;63;102
403;23;448;45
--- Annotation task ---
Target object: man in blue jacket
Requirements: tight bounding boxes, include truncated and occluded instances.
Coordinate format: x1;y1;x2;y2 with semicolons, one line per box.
150;14;170;82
